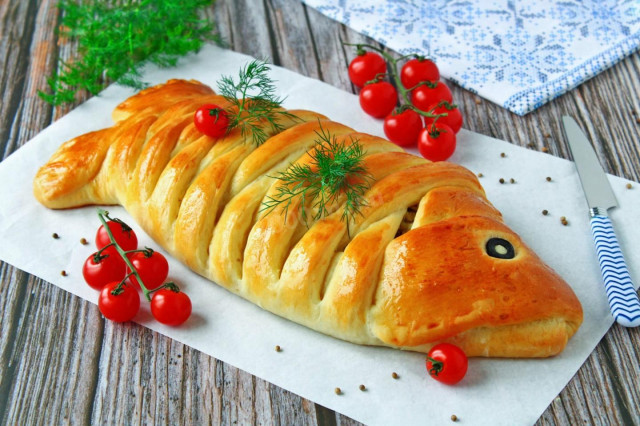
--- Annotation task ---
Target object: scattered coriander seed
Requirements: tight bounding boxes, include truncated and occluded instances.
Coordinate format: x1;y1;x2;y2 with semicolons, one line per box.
335;387;342;395
61;270;67;276
477;172;484;178
560;216;569;226
52;233;60;239
474;97;482;105
543;132;551;138
542;209;549;215
359;384;366;391
499;178;505;184
509;178;515;184
451;414;458;422
626;183;633;189
546;176;552;182
391;372;399;379
632;109;637;116
275;345;281;352
636;117;640;124
541;147;549;153
500;152;506;158
80;237;88;245
527;142;535;148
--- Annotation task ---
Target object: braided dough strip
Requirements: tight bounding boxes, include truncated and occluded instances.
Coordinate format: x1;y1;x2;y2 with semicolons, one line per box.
34;80;583;357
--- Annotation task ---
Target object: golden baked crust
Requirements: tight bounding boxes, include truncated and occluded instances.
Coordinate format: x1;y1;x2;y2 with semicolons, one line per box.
33;79;583;357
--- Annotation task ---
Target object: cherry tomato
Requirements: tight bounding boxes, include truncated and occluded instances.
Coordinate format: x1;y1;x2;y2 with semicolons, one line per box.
424;103;463;134
359;81;397;118
128;250;169;291
96;220;138;252
194;104;229;138
383;109;423;147
400;58;440;90
98;282;140;322
82;249;127;290
151;289;192;326
410;82;453;112
426;343;468;385
418;123;456;162
348;52;387;88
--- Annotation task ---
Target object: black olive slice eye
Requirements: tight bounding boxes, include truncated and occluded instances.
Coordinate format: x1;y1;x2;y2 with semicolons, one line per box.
486;238;515;259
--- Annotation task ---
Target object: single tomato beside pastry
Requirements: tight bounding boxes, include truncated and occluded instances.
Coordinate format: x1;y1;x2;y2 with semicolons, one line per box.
426;343;468;385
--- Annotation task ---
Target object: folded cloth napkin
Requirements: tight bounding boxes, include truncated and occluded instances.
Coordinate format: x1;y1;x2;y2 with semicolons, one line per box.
302;0;640;115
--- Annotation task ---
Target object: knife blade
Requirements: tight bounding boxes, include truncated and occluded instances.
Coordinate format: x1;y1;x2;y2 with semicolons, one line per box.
562;116;640;327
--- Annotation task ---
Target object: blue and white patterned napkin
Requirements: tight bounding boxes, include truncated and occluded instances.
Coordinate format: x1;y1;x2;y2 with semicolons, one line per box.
302;0;640;115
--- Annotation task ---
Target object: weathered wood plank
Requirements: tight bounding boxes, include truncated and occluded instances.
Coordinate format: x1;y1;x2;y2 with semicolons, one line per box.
0;264;30;422
0;275;102;425
304;3;382;93
18;0;58;142
0;1;103;425
0;0;40;159
1;0;639;425
213;0;273;61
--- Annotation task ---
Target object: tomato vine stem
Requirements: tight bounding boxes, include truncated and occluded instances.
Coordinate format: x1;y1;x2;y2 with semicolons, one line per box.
97;208;153;302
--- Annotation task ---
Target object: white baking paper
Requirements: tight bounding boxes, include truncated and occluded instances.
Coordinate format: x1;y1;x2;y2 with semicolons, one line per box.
1;45;639;425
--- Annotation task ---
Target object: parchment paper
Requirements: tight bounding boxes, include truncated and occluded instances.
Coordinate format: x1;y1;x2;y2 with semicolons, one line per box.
1;45;639;425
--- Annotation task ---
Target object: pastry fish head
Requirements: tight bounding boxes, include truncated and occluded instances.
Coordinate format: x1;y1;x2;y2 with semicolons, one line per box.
370;215;583;357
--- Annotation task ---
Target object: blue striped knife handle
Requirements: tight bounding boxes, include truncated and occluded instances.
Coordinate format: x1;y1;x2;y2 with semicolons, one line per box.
591;215;640;327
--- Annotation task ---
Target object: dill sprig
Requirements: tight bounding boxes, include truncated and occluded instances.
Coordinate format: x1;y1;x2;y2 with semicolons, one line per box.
218;60;298;145
261;125;373;231
39;0;220;106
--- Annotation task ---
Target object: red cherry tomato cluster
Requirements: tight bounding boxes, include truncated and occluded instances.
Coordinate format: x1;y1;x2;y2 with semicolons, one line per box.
82;211;192;326
347;46;464;162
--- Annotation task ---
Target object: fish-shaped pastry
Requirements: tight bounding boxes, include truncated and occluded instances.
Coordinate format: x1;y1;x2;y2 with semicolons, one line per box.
33;79;583;357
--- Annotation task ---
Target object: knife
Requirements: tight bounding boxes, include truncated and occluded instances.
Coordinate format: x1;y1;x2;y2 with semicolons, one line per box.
562;116;640;327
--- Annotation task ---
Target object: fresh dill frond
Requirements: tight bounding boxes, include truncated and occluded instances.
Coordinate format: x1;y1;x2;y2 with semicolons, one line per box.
261;125;373;231
39;0;221;106
218;60;298;145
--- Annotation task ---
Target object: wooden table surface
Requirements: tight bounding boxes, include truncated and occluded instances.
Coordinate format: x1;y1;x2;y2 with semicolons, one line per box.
2;0;640;424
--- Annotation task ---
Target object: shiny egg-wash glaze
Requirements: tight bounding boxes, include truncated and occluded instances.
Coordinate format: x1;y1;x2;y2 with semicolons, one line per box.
33;80;583;357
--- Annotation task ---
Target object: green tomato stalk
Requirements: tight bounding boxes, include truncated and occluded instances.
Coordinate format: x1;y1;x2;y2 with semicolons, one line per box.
426;356;444;376
97;208;179;301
